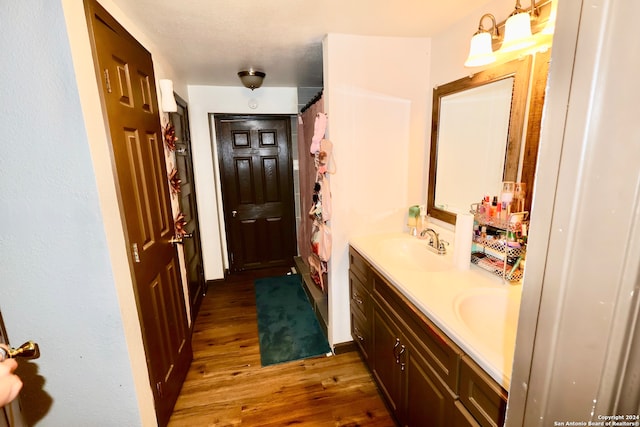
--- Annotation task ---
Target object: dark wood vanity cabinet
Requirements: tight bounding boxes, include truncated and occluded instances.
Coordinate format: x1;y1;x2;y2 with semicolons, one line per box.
373;299;457;426
349;249;372;361
348;246;508;427
372;268;459;427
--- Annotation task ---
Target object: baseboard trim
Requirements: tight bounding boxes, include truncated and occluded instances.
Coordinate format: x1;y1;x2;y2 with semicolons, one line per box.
333;341;357;355
294;256;328;339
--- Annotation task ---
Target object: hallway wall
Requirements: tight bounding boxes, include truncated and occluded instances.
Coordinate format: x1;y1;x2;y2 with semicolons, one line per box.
0;1;144;425
187;85;298;280
323;33;432;345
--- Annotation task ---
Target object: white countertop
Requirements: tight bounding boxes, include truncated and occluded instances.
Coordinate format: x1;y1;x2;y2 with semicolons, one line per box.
350;231;522;390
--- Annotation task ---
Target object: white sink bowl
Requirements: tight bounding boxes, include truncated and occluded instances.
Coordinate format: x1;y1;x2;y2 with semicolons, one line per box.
374;237;451;272
453;287;521;356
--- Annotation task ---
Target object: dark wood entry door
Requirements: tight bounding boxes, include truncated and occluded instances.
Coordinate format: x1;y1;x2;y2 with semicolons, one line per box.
215;115;297;272
86;2;192;425
171;95;205;320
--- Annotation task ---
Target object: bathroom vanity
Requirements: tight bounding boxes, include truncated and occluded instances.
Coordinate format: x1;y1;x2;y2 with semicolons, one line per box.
349;233;521;427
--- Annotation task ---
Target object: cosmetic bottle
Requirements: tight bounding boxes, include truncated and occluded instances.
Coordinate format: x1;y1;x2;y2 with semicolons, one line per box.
490;196;498;217
481;195;490;215
514;182;526;212
500;181;514;215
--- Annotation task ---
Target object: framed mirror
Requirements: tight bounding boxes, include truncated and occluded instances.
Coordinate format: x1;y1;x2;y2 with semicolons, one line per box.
427;57;533;225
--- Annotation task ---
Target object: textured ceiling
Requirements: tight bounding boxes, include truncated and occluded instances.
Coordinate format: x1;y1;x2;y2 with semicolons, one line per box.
109;0;495;88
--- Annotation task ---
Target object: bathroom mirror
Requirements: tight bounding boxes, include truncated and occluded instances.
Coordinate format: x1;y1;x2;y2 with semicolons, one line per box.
427;57;533;225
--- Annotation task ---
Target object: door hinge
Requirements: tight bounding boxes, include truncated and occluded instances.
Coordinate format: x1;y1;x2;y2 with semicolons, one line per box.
132;243;140;263
156;381;163;398
104;69;112;93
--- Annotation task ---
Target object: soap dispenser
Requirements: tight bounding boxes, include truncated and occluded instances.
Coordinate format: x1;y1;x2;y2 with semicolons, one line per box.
408;205;420;236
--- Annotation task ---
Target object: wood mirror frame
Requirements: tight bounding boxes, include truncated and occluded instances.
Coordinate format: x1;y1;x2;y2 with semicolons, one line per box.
427;53;549;225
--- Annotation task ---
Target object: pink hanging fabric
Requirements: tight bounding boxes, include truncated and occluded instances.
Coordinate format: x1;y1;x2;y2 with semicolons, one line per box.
297;96;324;274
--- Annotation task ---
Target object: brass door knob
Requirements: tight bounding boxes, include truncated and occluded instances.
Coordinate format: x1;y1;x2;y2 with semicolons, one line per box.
169;236;183;245
0;341;40;361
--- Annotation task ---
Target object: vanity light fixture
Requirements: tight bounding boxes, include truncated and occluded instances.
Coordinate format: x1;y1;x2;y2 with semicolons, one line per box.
500;0;538;53
464;13;500;67
238;69;266;90
158;79;178;112
541;0;557;35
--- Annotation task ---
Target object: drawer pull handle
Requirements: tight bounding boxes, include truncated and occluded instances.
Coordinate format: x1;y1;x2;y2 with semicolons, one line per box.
352;292;363;305
393;338;401;363
399;344;406;371
353;327;365;342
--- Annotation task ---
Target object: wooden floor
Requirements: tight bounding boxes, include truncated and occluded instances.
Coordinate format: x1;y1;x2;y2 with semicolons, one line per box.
168;268;395;427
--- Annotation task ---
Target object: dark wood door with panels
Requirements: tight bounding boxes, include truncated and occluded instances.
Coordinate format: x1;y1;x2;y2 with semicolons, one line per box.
215;115;297;272
86;1;192;425
171;95;205;320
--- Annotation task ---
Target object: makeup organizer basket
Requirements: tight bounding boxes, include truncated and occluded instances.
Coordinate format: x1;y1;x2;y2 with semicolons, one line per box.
469;203;528;282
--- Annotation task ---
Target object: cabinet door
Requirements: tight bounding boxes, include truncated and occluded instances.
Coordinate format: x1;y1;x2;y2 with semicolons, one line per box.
405;349;455;427
372;304;405;423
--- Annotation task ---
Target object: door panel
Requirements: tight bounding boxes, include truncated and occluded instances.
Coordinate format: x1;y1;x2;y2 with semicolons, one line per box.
216;115;296;272
172;96;205;319
86;2;192;425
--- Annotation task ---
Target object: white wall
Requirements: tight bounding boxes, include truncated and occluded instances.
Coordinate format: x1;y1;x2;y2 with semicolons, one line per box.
323;33;432;345
0;2;145;425
186;86;298;280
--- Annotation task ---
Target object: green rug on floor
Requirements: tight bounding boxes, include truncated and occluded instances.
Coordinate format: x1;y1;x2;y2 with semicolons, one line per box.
254;274;331;366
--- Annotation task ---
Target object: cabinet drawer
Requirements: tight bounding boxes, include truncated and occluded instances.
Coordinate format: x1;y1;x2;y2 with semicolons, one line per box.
373;271;462;393
349;247;370;289
350;309;371;360
349;271;371;320
459;355;507;427
453;400;481;427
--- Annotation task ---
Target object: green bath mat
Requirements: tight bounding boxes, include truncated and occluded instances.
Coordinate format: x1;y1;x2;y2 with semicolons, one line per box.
254;274;331;366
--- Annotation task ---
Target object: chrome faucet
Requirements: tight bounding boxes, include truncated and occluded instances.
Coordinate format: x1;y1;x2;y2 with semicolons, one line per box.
420;228;448;255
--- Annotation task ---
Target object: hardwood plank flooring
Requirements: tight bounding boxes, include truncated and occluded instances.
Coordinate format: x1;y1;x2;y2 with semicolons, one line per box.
168;269;395;427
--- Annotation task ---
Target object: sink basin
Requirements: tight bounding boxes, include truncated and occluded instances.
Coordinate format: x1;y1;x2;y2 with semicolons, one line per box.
375;237;451;271
453;288;521;355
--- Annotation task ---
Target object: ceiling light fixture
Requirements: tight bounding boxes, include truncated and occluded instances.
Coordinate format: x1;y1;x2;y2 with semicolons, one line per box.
238;69;266;90
500;0;538;53
464;14;499;67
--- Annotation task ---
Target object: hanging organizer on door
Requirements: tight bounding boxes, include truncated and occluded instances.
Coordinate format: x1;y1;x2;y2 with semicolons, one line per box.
308;113;335;291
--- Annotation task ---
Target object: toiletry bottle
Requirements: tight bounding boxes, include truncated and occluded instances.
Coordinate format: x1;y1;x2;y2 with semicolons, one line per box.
482;195;490;215
501;181;514;217
514;182;526;212
408;205;419;235
490;196;498;217
418;205;427;232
